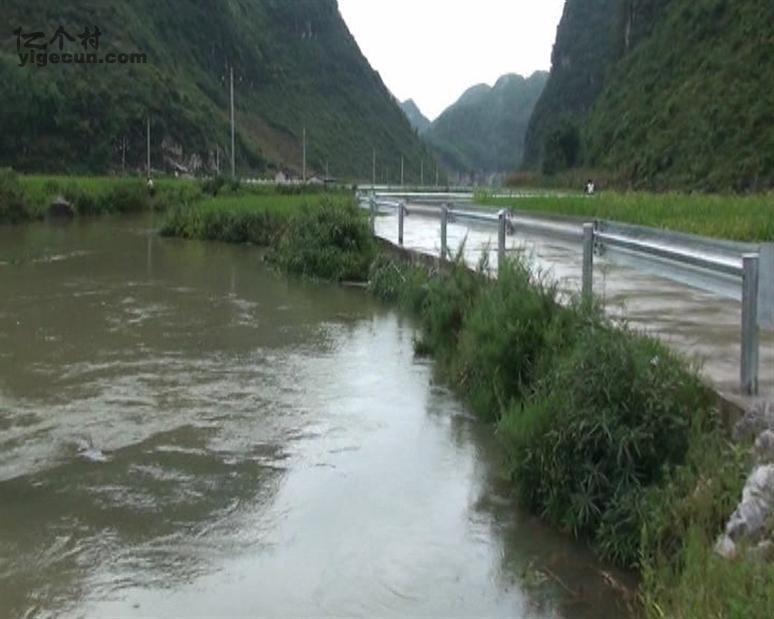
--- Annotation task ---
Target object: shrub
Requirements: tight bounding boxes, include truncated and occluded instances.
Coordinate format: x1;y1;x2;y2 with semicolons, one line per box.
502;322;713;566
268;198;375;282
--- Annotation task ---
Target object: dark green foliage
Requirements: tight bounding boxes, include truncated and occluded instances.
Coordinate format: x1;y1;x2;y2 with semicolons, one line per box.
0;168;31;224
268;198;376;282
0;0;434;180
424;73;548;176
542;119;582;175
505;323;712;566
452;261;564;422
586;0;774;191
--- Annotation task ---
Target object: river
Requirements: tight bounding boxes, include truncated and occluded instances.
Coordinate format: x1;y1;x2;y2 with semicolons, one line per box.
0;216;634;618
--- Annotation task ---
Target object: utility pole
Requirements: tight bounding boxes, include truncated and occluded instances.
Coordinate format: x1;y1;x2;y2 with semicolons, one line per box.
372;148;376;187
146;116;151;178
435;164;439;188
420;160;424;186
230;66;236;179
302;126;307;183
325;160;329;180
400;156;404;187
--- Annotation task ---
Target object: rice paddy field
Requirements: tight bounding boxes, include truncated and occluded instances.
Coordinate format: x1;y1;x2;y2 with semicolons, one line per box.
481;192;774;242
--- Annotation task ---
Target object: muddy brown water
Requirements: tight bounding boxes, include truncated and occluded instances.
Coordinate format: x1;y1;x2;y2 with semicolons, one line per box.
0;216;635;618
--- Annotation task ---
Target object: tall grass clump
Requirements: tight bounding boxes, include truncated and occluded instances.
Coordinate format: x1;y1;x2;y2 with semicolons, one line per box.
268;198;375;282
160;195;303;245
0;168;31;224
451;261;570;422
502;322;714;567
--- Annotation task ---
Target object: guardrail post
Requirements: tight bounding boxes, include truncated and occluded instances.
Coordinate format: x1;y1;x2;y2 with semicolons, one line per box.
440;204;448;260
498;210;507;272
741;253;760;395
398;201;405;246
582;223;594;303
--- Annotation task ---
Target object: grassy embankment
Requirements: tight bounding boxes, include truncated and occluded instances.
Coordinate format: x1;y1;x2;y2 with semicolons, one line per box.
481;191;774;243
0;169;204;223
161;193;374;282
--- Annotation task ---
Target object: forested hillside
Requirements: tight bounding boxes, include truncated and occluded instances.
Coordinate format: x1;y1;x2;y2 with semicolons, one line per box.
423;72;547;177
523;0;774;191
0;0;433;180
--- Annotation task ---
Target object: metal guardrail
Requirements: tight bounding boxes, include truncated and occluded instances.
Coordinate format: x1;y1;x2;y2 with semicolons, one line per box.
360;191;762;396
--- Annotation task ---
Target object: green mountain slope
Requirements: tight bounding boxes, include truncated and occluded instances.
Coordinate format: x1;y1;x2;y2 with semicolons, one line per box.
586;0;774;191
423;72;548;176
523;0;774;191
0;0;434;180
521;0;623;173
400;99;431;134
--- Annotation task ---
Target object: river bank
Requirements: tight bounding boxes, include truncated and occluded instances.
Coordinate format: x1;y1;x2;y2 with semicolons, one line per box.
0;170;348;225
159;199;774;617
0;215;636;618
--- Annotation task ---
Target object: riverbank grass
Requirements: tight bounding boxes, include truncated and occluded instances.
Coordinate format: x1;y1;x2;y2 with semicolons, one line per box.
481;191;774;242
1;169;352;224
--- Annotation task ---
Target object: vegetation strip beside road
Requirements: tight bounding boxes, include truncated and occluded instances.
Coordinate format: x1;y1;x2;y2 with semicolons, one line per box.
159;197;772;617
481;192;774;243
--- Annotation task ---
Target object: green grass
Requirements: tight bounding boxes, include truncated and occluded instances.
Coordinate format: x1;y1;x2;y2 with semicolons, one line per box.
1;170;205;223
481;191;774;242
1;170;353;225
160;193;329;245
160;191;374;282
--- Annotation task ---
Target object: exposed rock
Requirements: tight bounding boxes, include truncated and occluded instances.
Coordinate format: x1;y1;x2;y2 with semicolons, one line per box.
716;464;774;559
733;401;774;442
48;195;74;219
755;430;774;464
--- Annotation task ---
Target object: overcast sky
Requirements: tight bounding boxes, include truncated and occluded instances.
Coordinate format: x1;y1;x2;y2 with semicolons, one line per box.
337;0;567;121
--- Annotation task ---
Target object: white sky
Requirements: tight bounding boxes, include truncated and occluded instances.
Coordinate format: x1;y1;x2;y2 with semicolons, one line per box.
338;0;567;121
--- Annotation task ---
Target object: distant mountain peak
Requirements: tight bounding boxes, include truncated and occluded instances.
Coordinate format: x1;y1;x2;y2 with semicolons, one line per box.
424;71;549;175
400;99;431;134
